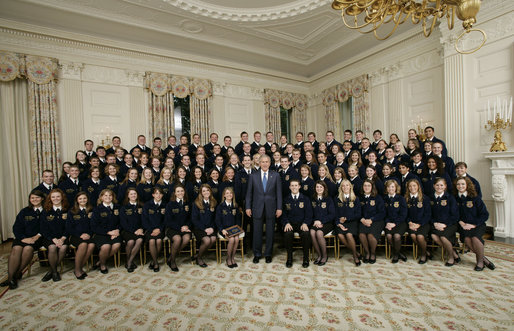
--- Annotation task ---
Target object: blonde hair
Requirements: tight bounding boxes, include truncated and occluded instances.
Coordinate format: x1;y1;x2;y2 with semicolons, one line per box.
337;179;356;202
384;179;400;195
318;164;334;183
404;179;423;202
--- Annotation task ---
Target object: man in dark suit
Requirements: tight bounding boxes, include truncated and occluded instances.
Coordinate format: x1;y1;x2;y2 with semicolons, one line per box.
246;154;282;264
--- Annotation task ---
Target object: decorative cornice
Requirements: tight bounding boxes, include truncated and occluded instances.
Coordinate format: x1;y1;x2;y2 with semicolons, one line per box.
161;0;328;22
125;70;145;87
59;61;83;80
213;82;264;100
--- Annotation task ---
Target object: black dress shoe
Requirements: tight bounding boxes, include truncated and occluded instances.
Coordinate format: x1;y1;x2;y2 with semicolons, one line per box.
302;260;309;268
474;265;484;271
228;264;235;269
484;258;495;270
318;260;326;266
399;254;407;262
265;256;272;263
100;267;109;274
313;259;321;265
153;264;160;272
130;263;138;270
362;258;369;264
75;273;87;280
8;280;18;289
286;260;293;268
454;256;461;264
253;256;260;264
354;259;361;267
369;257;376;264
148;262;155;270
0;279;10;287
199;262;208;268
232;263;238;268
52;272;61;282
418;258;427;265
42;271;53;282
445;262;454;267
92;263;100;270
392;256;399;264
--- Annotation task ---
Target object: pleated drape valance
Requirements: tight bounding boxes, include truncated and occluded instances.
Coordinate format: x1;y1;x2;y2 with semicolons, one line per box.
0;52;59;84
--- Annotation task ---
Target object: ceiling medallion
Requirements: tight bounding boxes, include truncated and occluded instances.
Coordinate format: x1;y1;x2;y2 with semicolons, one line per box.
331;0;485;54
162;0;328;22
179;20;204;33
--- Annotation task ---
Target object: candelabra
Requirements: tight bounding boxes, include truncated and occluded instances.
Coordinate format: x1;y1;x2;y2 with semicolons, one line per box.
485;97;512;152
94;127;114;149
411;116;428;142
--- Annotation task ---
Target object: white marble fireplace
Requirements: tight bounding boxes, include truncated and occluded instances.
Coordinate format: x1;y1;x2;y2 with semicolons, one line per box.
484;152;514;238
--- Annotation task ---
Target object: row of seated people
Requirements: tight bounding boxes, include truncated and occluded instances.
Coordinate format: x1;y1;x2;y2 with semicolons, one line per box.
1;173;494;290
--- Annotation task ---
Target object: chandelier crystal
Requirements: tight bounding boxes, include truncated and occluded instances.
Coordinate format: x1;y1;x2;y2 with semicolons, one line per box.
331;0;485;54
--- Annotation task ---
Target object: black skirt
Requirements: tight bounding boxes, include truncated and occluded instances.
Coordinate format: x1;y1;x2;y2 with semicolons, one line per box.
144;230;165;242
68;235;93;247
460;223;486;244
121;230;144;242
41;237;61;248
335;221;358;236
93;234;121;247
359;220;385;240
385;222;407;236
166;228;192;238
408;223;430;238
431;223;458;241
12;237;42;249
193;229;216;240
310;222;335;236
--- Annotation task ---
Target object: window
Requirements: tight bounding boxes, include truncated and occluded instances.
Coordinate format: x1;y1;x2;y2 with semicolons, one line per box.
339;98;353;136
280;107;293;141
174;96;190;138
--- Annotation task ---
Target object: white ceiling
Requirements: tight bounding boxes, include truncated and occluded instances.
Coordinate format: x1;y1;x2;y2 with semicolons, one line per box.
0;0;416;79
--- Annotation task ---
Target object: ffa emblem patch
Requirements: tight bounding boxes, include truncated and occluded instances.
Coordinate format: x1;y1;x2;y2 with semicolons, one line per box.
194;187;199;193
286;203;291;210
338;202;343;207
349;202;354;208
430;201;434;206
161;208;165;215
73;215;81;220
114;209;119;216
25;216;34;221
321;202;327;209
210;207;215;212
126;209;133;215
392;167;396;173
241;178;247;184
441;200;447;206
232;209;236;216
88;212;93;218
200;210;205;214
100;212;107;217
185;206;189;212
88;187;94;192
299;202;304;208
417;202;423;208
361;202;365;206
417;169;422;174
107;184;114;189
66;189;74;193
285;175;290;181
144;188;151;193
303;185;308;191
370;200;375;206
163;188;168;193
222;210;228;215
172;209;179;214
393;201;399;208
212;188;218;193
466;201;473;208
47;215;55;221
149;209;155;214
312;202;316;207
62;214;67;220
138;208;143;214
422;178;428;182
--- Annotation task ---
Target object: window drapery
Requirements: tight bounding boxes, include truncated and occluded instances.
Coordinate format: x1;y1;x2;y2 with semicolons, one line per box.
264;89;308;139
145;73;212;144
322;74;370;137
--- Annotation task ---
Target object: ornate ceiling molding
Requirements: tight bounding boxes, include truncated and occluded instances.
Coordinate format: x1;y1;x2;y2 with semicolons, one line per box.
161;0;329;22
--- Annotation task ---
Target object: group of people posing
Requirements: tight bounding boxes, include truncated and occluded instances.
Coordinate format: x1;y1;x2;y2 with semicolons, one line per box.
1;127;495;291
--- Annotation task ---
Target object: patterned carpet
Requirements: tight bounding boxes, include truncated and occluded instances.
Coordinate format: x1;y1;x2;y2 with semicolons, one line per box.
0;240;513;330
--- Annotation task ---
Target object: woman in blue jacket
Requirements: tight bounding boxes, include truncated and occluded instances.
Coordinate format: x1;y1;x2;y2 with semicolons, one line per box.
142;187;166;272
334;180;361;266
310;181;335;266
165;184;192;272
215;187;242;268
359;179;385;264
192;184;217;267
455;177;494;271
405;179;432;264
383;180;408;263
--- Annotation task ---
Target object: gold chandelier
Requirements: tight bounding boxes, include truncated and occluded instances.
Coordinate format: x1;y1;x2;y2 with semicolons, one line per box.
331;0;485;54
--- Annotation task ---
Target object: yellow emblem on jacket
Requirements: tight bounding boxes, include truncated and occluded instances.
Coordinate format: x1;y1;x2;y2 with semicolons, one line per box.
417;202;423;208
349;202;354;208
441;200;447;206
299;202;304;208
114;209;119;215
370;200;375;206
232;209;237;216
393;201;399;208
321;202;327;209
466;201;473;208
